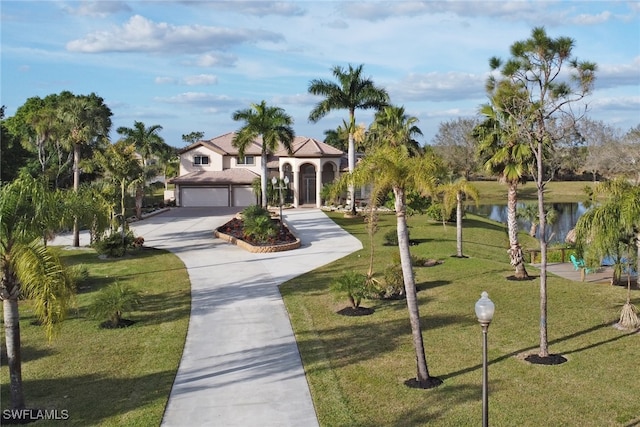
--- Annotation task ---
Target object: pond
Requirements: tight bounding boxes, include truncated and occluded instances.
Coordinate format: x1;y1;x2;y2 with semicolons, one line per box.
467;202;588;244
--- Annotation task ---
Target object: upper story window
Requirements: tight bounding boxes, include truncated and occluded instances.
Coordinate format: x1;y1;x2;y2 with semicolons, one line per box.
193;155;209;165
236;156;255;165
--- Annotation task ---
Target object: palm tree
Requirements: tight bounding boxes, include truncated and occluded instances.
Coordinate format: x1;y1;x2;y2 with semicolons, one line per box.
340;109;442;388
116;121;168;218
475;98;534;279
308;64;389;215
94;141;145;238
1;174;75;409
439;178;479;258
116;121;166;168
232;101;295;208
59;93;112;246
575;180;640;329
368;105;423;156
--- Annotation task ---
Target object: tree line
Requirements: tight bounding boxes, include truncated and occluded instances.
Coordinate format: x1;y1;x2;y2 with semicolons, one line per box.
1;27;638;411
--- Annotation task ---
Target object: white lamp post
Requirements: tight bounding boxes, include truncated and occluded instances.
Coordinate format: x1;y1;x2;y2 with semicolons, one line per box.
475;291;495;427
271;176;289;229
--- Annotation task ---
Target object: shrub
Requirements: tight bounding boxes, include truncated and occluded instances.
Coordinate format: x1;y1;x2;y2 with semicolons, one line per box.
93;231;137;257
241;205;277;243
383;228;411;246
330;271;368;308
67;264;90;291
384;229;398;246
87;282;141;328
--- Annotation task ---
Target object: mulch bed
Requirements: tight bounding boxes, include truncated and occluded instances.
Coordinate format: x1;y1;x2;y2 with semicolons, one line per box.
217;217;297;246
336;307;375;316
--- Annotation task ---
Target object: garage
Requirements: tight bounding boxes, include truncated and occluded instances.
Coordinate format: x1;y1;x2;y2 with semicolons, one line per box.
232;186;255;207
170;169;259;208
180;187;229;207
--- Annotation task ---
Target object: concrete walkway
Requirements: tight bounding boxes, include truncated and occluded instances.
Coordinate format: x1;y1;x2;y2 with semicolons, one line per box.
57;207;361;426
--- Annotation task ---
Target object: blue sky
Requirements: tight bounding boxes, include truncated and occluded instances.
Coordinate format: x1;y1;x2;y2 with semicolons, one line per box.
2;1;639;148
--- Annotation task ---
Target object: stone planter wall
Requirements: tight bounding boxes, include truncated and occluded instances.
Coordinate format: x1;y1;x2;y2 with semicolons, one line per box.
214;229;301;253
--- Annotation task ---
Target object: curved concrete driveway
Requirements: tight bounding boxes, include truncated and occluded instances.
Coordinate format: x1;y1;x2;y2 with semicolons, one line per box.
128;207;362;426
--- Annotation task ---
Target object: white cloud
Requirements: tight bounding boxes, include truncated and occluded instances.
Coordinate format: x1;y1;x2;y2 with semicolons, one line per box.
155;92;236;110
198;1;306;16
155;76;177;85
571;11;613;25
195;53;237;67
63;1;131;17
66;15;284;53
389;71;487;102
182;74;218;86
596;57;640;88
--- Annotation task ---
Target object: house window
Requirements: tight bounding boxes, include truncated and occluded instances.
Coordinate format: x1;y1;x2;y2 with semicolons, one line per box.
236;156;255;165
193;155;209;165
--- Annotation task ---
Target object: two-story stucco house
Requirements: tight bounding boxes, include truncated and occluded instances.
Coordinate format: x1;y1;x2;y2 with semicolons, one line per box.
170;132;345;208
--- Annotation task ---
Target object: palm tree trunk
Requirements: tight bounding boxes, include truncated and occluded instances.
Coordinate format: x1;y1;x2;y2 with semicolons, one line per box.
348;132;356;215
72;142;81;247
3;297;26;409
394;187;434;387
456;191;463;257
506;182;529;279
135;184;144;219
261;152;269;208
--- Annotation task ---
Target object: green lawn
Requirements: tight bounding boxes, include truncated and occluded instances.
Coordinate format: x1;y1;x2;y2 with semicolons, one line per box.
280;211;640;426
0;247;190;426
471;180;595;204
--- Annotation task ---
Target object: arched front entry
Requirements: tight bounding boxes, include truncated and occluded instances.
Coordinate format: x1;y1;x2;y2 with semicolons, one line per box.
299;163;317;206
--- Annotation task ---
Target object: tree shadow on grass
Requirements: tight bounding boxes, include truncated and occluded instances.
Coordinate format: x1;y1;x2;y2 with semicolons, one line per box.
441;322;635;381
299;314;466;374
1;371;175;426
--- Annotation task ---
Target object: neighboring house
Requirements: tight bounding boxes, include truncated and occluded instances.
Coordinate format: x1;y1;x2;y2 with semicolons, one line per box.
170;132;344;208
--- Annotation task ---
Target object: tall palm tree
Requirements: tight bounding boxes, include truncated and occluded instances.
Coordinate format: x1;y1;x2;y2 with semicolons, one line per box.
1;174;75;409
116;121;168;218
439;178;479;258
59;93;112;246
116;121;166;167
308;64;389;215
367;105;423;156
232;101;295;208
341;110;442;388
475;98;533;279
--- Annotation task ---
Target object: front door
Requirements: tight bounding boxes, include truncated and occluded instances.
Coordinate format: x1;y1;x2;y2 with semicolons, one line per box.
303;176;316;205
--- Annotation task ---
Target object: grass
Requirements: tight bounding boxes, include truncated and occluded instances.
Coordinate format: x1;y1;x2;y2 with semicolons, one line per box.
0;247;190;426
280;211;640;426
471;180;595;204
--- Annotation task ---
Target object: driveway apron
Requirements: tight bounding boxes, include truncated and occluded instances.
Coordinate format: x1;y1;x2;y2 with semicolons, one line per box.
125;207;362;427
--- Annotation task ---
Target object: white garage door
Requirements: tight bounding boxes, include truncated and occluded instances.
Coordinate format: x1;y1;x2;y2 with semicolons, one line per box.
181;187;229;207
233;186;254;207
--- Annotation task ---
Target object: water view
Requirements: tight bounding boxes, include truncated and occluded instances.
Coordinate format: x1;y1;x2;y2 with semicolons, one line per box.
467;202;588;244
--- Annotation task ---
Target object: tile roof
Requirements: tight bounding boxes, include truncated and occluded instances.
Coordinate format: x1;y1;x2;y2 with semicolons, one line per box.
180;133;344;158
169;169;259;185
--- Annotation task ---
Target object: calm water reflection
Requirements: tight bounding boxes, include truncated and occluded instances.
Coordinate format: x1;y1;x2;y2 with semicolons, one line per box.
467;202;588;243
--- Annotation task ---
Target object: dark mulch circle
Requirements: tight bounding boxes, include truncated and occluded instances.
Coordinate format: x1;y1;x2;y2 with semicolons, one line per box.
217;218;297;246
506;275;538;281
404;376;444;389
99;319;136;329
450;254;469;259
336;307;374;316
524;353;568;365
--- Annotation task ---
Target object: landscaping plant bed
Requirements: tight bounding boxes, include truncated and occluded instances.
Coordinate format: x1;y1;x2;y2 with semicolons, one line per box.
215;217;301;253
